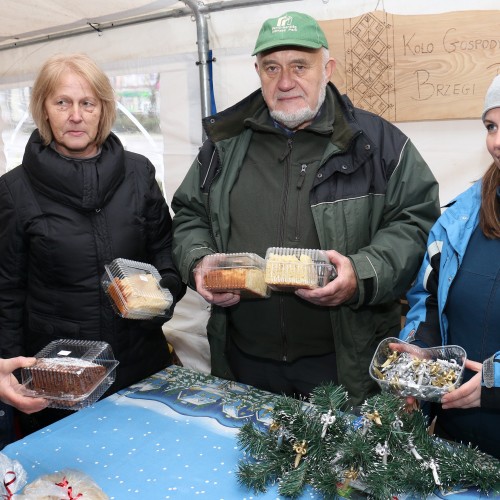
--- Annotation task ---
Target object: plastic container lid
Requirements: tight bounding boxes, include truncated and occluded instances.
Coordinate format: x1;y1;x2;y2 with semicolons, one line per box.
198;253;270;298
264;247;337;291
21;339;119;410
369;337;467;402
102;258;173;320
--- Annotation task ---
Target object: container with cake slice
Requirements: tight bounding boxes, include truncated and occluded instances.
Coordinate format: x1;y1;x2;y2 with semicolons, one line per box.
198;253;270;299
264;247;337;291
102;258;173;319
21;339;119;410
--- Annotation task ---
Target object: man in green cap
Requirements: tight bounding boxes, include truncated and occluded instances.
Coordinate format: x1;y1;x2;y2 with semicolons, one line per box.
171;12;440;408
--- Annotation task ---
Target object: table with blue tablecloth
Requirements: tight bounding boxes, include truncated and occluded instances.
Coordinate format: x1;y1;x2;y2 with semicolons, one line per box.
2;365;497;499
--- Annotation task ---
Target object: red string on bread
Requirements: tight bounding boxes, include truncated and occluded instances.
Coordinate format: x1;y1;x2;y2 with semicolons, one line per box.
56;477;83;499
2;471;16;499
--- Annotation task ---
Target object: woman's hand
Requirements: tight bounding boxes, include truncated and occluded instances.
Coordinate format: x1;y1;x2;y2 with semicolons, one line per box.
441;359;482;409
0;357;49;414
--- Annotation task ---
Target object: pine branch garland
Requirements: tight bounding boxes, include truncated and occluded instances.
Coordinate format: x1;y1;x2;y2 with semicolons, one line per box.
236;383;500;499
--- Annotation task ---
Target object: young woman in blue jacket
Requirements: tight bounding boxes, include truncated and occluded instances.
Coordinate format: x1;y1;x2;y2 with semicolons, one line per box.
400;75;500;458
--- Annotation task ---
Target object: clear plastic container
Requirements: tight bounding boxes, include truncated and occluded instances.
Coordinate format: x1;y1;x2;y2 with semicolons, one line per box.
21;339;119;410
264;247;337;291
102;258;173;320
198;253;270;298
369;337;467;402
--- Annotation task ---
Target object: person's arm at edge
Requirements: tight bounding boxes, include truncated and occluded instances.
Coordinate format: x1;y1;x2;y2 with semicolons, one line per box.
441;354;500;410
0;357;48;414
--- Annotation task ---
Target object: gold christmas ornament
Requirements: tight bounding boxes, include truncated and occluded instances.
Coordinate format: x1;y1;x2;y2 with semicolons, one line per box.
293;440;308;468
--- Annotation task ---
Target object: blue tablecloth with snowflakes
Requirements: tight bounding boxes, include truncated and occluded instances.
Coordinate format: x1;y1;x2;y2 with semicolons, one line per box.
3;365;496;499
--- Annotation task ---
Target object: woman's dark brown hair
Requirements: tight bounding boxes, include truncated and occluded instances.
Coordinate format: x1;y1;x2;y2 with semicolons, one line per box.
480;162;500;238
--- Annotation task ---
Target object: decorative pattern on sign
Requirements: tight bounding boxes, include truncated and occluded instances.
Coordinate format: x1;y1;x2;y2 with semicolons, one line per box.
343;12;396;120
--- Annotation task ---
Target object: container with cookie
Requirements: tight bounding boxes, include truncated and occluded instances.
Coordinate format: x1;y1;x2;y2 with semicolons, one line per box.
198;253;270;299
21;339;119;410
102;258;173;319
264;247;337;291
369;337;467;402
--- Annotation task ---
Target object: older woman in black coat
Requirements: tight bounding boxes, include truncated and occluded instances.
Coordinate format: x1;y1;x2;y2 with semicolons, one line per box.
0;53;184;442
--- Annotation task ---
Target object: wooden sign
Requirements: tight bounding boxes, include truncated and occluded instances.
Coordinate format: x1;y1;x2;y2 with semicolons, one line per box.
321;10;500;121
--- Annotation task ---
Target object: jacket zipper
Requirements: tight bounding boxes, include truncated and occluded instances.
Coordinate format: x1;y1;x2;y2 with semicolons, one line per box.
278;138;293;361
278;138;293;245
294;163;307;241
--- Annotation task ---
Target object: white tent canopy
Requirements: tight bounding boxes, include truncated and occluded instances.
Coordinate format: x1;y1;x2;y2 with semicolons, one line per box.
1;0;498;370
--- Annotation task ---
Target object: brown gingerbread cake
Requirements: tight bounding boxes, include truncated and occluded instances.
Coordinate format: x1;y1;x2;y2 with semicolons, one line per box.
30;357;106;398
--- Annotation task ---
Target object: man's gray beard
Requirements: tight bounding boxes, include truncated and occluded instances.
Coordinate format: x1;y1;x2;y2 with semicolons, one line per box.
270;83;327;130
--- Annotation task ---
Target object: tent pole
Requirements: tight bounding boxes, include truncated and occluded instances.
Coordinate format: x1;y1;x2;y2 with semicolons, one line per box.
182;0;300;140
183;0;211;140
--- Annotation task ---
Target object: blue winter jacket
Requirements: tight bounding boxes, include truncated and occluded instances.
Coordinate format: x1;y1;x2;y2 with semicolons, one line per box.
400;181;500;403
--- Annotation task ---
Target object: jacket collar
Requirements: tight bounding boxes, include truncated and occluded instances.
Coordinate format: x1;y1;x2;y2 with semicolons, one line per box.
22;129;125;211
202;82;357;146
440;181;482;258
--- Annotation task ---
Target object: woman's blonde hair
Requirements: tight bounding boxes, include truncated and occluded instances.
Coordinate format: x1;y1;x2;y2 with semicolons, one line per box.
30;53;116;146
480;162;500;239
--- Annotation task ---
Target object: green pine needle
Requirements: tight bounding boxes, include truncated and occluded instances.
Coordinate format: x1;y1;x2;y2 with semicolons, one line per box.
236;459;277;493
278;461;309;498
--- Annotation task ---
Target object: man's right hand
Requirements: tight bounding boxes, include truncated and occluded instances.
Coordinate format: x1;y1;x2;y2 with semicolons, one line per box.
194;258;241;307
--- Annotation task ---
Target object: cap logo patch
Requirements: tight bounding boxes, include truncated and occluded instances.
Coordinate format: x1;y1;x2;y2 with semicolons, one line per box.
273;15;297;34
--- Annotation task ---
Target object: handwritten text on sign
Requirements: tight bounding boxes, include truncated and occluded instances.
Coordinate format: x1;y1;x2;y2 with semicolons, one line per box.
321;10;500;121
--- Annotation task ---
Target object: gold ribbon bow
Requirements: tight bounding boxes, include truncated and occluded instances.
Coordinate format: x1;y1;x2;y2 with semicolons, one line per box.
366;410;382;426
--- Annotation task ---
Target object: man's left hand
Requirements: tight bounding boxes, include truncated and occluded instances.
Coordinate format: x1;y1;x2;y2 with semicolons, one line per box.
295;249;357;306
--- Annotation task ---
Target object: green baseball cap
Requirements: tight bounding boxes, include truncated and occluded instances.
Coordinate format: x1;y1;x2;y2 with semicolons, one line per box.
252;11;329;56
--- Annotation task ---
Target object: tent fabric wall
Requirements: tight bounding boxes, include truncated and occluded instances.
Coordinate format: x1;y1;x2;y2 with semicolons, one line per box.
0;0;498;371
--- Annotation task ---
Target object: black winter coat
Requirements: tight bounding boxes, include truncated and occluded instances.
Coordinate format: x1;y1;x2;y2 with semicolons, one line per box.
0;130;182;396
